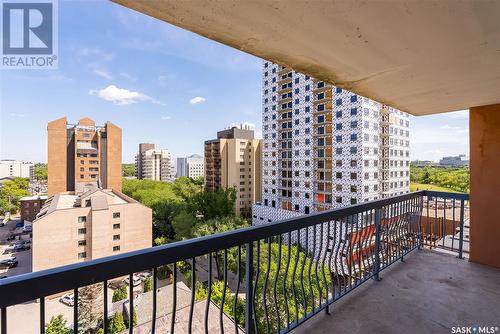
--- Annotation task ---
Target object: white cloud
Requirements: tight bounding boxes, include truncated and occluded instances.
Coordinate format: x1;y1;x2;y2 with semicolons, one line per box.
160;116;171;120
93;69;113;80
89;85;152;105
9;113;25;118
440;125;461;130
120;72;136;81
79;47;115;61
189;96;206;104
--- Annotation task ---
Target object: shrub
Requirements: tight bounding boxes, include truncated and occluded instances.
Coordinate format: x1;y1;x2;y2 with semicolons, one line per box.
112;285;127;302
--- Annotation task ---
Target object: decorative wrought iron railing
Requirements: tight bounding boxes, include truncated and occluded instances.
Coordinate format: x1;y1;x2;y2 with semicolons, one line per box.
0;190;468;334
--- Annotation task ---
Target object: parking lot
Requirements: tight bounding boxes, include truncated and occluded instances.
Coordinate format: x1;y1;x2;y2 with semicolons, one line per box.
0;218;32;278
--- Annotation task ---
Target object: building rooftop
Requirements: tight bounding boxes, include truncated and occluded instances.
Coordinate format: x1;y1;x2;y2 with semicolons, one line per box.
35;188;132;220
20;195;48;201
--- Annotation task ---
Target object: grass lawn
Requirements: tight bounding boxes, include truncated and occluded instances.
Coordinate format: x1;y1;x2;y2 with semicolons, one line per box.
410;182;461;193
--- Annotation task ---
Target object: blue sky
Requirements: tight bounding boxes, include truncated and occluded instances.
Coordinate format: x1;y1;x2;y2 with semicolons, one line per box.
0;0;468;163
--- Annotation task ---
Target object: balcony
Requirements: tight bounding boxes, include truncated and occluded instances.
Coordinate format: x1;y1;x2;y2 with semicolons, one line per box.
2;191;492;334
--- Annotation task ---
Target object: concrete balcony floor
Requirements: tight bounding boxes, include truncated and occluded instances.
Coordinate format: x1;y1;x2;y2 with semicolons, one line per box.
295;249;500;334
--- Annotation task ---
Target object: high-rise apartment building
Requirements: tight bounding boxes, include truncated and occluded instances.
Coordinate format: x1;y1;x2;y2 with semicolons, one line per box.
0;160;34;179
47;117;122;196
204;125;262;215
136;144;174;182
253;62;410;224
176;154;204;179
136;143;155;178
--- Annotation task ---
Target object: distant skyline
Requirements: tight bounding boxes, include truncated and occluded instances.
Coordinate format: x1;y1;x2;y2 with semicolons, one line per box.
0;1;468;163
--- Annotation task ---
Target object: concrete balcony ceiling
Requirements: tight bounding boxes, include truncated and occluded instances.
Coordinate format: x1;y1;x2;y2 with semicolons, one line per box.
112;0;500;116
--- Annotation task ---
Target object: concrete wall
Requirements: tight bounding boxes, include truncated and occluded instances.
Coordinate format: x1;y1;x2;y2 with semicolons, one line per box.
105;121;122;192
47;117;68;196
469;103;500;268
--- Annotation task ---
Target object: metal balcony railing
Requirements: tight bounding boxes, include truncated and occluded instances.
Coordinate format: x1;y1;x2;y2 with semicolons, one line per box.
0;190;468;334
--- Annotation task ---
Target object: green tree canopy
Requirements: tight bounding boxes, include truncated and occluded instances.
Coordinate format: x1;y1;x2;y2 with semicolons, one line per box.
45;315;71;334
122;164;136;177
112;285;127;302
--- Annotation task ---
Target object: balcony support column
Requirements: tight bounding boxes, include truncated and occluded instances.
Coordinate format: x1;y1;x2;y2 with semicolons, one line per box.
469;103;500;268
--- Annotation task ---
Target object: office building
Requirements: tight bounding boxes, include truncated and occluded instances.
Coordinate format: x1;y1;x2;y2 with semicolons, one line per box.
32;188;152;272
253;62;410;224
439;154;469;167
0;160;34;179
136;144;174;182
20;195;48;223
176;154;204;179
47;117;122;196
204;124;262;215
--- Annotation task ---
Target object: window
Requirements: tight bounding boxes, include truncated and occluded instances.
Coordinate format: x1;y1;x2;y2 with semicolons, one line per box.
78;216;86;223
113;246;120;252
78;252;86;259
113;212;120;219
113;234;120;241
78;240;86;246
113;223;120;229
78;228;86;235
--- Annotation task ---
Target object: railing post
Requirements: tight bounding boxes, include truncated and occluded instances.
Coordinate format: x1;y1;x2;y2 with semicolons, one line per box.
458;199;465;259
373;208;382;281
245;241;254;334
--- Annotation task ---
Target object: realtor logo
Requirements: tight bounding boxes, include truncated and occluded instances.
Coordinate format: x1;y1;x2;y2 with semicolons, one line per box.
1;0;58;69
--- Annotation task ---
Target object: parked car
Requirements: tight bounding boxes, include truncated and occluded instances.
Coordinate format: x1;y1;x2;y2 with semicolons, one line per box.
59;293;74;307
124;275;142;287
13;244;30;251
0;259;18;269
108;280;126;290
138;271;152;281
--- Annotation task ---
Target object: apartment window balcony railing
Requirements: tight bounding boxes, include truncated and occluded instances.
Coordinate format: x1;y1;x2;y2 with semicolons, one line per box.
0;191;468;334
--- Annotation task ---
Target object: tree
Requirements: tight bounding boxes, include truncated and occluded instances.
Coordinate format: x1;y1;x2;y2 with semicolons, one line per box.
122;164;136;177
0;178;30;213
124;309;137;328
109;312;126;334
143;277;153;292
112;286;127;302
78;284;103;333
34;163;48;180
195;241;331;333
188;187;237;220
171;176;203;201
172;210;197;240
45;315;71;334
151;201;186;241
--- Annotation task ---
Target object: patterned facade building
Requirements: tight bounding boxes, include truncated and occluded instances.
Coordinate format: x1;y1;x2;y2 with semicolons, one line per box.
253;62;410;224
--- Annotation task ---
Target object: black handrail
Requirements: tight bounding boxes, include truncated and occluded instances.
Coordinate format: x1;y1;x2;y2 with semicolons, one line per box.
0;190;469;334
0;191;426;308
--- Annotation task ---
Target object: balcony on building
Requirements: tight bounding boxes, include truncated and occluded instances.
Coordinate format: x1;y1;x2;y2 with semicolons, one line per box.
1;1;499;334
